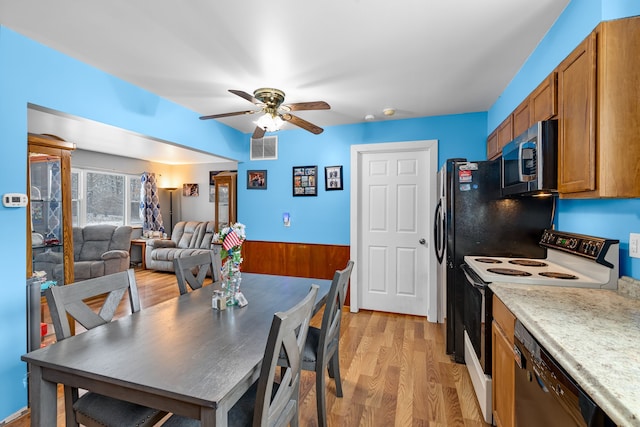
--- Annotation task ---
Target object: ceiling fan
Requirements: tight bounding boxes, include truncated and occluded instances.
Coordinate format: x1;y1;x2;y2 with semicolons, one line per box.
199;88;330;139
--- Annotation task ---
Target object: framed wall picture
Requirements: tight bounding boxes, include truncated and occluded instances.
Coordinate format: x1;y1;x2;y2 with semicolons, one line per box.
292;166;317;196
183;183;199;197
247;170;267;190
325;165;343;190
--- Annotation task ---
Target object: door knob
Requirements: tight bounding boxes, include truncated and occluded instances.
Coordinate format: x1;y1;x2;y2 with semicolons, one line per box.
419;238;426;245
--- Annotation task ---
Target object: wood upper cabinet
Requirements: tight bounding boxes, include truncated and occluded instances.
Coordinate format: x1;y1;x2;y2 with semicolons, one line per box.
490;72;557;160
514;73;558;138
496;116;513;155
512;99;530;139
492;294;516;427
557;33;597;194
487;115;513;160
558;16;640;198
487;114;513;160
487;129;499;160
530;72;557;124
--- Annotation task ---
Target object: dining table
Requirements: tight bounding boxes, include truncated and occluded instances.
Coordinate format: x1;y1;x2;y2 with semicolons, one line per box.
22;272;332;427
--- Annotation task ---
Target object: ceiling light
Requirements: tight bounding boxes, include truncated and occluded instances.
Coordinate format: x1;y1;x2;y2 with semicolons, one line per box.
364;114;375;121
255;113;284;132
383;108;395;116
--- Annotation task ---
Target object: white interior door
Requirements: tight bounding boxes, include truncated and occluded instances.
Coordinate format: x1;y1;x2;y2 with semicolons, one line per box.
350;140;438;318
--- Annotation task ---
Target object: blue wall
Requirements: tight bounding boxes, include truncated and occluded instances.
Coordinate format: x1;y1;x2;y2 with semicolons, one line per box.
488;0;640;278
0;26;245;419
237;113;487;244
2;0;640;420
0;26;487;419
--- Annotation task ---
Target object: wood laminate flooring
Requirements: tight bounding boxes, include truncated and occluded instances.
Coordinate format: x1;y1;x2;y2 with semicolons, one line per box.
10;268;490;427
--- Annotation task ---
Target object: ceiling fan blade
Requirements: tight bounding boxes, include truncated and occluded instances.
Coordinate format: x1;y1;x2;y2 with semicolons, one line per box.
282;113;324;135
252;126;266;139
199;110;256;120
282;101;330;112
229;89;263;105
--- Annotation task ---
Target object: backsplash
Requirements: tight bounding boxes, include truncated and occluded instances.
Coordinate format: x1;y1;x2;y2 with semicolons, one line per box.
618;276;640;299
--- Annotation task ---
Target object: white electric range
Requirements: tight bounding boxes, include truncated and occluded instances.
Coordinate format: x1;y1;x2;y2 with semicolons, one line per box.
464;229;619;289
460;229;619;424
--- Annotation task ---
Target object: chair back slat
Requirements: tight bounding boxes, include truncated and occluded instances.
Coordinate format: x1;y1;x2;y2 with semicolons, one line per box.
319;261;354;356
45;269;141;341
173;252;219;295
65;301;109;331
254;284;319;427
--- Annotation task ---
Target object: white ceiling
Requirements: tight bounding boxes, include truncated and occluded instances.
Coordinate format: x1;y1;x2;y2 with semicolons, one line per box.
1;0;570;163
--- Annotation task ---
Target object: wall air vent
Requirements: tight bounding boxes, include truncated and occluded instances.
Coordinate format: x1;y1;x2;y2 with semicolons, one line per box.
250;135;278;161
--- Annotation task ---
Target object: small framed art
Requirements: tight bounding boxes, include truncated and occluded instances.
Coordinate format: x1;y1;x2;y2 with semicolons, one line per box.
183;183;199;197
247;170;267;190
325;165;343;190
293;166;317;196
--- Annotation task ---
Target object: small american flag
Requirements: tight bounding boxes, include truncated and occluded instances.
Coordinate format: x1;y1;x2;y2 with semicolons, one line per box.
223;230;242;250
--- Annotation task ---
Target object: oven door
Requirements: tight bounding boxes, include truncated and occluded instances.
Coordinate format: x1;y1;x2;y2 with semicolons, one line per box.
461;264;492;375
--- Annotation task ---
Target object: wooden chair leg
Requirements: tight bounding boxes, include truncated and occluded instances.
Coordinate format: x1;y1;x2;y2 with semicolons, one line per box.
316;364;328;427
63;386;80;427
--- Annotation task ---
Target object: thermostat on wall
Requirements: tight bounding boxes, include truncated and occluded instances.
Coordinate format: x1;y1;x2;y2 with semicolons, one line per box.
3;193;28;207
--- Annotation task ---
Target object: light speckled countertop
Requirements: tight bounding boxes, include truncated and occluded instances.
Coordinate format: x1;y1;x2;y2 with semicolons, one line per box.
489;277;640;427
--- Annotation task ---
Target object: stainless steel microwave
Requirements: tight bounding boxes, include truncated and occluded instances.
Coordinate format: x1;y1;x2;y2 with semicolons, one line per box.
501;120;558;197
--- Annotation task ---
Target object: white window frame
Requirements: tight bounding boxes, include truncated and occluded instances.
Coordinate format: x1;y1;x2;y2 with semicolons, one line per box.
72;168;142;227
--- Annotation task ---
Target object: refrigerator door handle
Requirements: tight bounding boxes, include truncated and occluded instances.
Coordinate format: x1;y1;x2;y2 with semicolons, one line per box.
433;199;444;263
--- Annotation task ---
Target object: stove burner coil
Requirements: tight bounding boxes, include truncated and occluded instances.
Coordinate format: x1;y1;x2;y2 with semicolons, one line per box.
475;258;503;264
487;268;532;277
539;272;578;280
509;259;547;267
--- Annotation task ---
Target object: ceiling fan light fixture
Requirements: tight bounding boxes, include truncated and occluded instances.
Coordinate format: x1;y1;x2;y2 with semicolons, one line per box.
255;112;284;132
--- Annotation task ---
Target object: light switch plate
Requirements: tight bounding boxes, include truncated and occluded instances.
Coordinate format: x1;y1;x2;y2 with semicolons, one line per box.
629;233;640;258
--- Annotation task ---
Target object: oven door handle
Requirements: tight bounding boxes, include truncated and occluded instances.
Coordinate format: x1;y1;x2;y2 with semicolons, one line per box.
461;264;486;291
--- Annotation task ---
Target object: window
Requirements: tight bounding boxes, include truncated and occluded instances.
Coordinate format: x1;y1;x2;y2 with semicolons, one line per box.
72;169;142;227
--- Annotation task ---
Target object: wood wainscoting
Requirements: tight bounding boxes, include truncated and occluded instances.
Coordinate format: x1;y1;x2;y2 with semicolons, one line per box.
241;240;351;301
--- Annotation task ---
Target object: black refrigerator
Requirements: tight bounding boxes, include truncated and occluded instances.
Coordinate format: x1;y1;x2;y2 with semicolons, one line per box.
434;158;555;363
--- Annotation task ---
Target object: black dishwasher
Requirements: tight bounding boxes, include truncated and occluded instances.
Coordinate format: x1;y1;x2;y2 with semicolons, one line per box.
514;320;615;427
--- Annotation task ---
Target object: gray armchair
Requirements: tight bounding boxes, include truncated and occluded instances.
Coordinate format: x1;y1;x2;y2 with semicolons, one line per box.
34;224;132;283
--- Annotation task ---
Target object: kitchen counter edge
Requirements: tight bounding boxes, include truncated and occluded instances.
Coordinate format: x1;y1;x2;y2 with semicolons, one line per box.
489;277;640;427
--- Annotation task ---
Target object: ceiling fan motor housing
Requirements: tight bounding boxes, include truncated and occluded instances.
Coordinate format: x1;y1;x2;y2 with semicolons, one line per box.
254;88;286;113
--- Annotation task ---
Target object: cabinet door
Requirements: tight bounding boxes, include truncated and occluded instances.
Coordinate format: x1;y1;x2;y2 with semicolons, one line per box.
557;34;597;194
512;100;530;138
496;115;513;154
530;72;557;124
487;130;499;160
492;321;515;427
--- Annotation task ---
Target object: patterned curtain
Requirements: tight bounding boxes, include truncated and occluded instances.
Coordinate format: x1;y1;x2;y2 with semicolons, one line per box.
140;172;165;233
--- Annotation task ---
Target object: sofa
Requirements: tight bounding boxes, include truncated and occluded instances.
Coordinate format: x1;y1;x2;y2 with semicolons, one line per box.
34;224;132;283
144;221;217;273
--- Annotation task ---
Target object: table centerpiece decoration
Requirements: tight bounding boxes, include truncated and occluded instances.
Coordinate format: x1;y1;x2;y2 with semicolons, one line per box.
214;222;246;305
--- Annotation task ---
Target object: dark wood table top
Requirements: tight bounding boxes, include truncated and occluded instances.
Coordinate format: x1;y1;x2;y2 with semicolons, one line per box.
22;273;332;425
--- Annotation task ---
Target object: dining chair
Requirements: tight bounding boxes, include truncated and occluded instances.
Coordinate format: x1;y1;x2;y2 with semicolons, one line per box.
173;251;220;295
283;260;354;427
163;284;319;427
44;269;167;427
